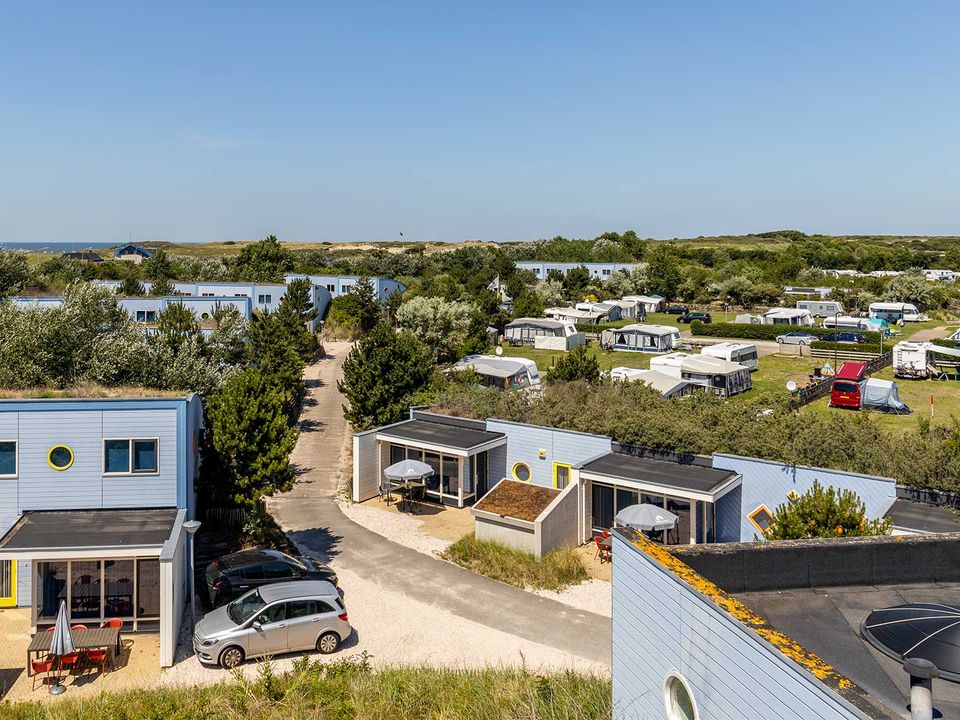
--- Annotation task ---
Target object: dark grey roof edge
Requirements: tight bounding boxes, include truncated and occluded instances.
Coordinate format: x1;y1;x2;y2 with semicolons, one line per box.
411;410;487;431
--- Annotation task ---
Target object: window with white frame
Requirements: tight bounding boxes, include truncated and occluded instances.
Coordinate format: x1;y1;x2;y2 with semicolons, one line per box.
104;439;159;475
326;284;336;291
0;441;16;477
135;310;157;323
258;294;273;304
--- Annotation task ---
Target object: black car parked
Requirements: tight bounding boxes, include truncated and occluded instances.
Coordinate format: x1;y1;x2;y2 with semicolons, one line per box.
665;304;689;315
678;311;712;324
820;331;866;344
205;549;338;607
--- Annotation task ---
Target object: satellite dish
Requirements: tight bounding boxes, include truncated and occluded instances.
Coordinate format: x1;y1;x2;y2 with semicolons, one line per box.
786;380;797;392
495;346;504;356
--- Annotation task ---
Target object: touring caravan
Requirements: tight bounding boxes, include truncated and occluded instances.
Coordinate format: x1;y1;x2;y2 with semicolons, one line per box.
504;318;586;351
762;308;814;326
892;341;960;379
600;324;682;353
451;355;541;391
574;301;623;322
650;353;753;398
869;302;924;323
796;300;843;318
608;367;693;398
822;315;873;331
700;342;759;371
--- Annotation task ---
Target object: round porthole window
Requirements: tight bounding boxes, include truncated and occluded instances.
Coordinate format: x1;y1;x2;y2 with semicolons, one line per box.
663;673;698;720
48;445;74;471
512;462;531;482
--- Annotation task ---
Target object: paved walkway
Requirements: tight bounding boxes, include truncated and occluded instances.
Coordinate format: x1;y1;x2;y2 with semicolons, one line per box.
268;342;611;666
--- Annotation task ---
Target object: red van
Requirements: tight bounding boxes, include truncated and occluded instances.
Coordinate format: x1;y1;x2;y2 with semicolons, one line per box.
829;362;867;409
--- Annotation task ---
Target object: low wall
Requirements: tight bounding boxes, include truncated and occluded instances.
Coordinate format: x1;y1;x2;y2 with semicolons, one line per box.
672;533;960;594
535;482;579;555
474;512;537;555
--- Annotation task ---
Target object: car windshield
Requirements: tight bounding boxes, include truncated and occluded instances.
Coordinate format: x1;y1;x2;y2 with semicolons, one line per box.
227;589;267;625
278;552;309;571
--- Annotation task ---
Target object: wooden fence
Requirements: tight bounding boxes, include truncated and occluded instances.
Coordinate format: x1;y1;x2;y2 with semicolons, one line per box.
787;351;893;409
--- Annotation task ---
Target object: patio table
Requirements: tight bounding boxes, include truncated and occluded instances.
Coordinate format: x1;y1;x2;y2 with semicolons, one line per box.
27;626;121;676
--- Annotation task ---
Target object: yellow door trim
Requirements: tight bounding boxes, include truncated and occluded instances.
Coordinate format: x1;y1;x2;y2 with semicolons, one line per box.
553;462;572;489
0;560;16;608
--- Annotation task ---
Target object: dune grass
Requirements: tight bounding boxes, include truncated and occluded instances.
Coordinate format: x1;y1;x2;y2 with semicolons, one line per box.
443;535;588;592
2;656;611;720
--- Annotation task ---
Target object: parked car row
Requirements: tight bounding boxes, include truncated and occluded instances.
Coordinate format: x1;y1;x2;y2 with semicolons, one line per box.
776;331;867;345
196;548;347;669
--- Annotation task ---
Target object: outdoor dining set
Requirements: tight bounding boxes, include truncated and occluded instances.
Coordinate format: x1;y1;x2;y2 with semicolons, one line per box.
378;458;433;513
27;600;125;694
593;503;680;564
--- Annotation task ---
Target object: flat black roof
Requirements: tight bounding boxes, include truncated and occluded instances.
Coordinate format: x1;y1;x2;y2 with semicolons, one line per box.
883;498;960;534
0;508;178;550
378;419;504;451
739;584;960;718
580;452;738;495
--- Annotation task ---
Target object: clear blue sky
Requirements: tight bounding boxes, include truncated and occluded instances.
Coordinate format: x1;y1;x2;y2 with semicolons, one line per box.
2;1;959;244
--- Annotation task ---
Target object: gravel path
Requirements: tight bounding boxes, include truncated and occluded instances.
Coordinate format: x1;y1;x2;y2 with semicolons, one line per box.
268;344;612;668
163;566;607;686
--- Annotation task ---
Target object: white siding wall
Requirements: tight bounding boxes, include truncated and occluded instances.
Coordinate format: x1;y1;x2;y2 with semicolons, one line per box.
534;482;580;555
612;533;871;720
159;514;186;667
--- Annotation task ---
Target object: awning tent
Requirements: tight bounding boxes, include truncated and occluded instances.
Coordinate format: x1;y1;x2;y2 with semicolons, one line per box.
861;378;910;414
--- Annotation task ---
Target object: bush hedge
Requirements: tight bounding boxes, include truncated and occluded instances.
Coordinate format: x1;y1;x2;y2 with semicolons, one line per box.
689;321;881;344
810;340;882;355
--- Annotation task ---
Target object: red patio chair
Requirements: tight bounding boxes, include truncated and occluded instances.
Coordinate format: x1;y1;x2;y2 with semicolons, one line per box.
31;657;55;690
70;624;87;631
58;651;81;674
83;647;110;675
102;618;125;652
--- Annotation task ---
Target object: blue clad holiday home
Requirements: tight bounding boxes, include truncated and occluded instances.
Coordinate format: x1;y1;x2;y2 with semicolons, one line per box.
0;394;203;667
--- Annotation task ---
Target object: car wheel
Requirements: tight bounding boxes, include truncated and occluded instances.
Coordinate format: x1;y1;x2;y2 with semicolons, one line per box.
317;631;340;654
219;645;245;669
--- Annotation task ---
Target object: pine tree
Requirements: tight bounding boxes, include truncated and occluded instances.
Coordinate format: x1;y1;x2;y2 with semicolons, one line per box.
763;480;892;540
547;345;601;384
275;278;318;361
201;369;298;508
233;235;293;282
338;324;433;430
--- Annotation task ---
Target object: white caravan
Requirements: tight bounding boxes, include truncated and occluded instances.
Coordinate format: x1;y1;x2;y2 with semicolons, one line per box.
892;341;960;379
869;302;924;323
700;342;759;371
796;300;843;318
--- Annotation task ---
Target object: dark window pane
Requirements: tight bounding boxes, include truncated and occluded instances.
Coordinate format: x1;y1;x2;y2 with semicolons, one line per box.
240;565;265;580
288;600;316;618
262;562;294;580
137;559;160;617
104;560;134;618
133;440;157;473
616;489;638;514
641;493;664;507
71;561;101;620
49;446;73;470
37;561;68;621
0;442;15;475
424;453;441;491
104;440;130;473
257;603;286;624
389;445;405;465
667;499;691;544
591;484;614;532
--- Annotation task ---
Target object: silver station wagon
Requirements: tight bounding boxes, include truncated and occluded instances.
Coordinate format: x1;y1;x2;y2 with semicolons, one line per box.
193;580;351;668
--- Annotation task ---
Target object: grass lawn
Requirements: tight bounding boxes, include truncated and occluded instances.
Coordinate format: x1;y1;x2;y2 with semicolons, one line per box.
3;657;611;720
802;366;960;434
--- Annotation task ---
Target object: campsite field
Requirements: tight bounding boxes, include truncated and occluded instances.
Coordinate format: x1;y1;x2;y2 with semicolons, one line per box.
803;366;960;433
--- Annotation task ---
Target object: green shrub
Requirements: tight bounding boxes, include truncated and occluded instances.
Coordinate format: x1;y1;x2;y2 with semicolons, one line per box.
442;535;588;592
689;320;881;344
810;340;882;355
2;657;612;720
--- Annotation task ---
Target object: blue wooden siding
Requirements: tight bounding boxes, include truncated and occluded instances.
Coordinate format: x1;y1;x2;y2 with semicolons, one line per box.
485;420;611;489
612;533;869;720
711;454;897;542
714;485;742;543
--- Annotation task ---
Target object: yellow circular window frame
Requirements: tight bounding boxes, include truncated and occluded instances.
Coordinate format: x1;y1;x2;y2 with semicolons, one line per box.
47;445;74;471
512;461;531;482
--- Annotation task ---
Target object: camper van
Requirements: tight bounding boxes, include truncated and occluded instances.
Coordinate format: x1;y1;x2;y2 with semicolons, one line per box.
700;342;759;371
868;302;924;323
830;362;867;409
796;300;843;318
